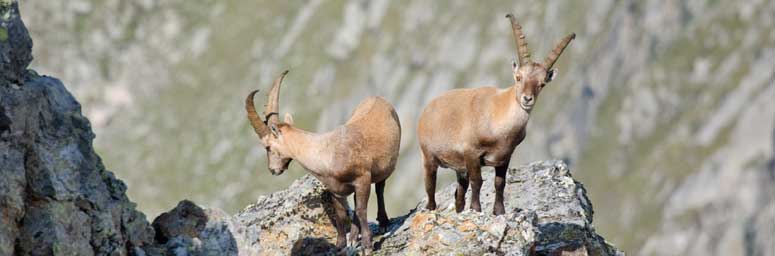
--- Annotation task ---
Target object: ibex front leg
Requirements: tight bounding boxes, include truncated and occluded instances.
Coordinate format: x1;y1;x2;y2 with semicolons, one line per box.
423;155;439;210
493;159;510;215
375;180;390;233
465;156;483;212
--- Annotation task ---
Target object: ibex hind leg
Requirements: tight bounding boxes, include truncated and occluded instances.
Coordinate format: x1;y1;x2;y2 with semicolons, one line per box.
354;180;373;252
375;180;390;233
423;155;439;210
455;171;469;213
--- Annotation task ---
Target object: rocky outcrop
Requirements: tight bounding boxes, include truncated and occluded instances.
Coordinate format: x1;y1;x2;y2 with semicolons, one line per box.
0;1;154;255
153;161;622;255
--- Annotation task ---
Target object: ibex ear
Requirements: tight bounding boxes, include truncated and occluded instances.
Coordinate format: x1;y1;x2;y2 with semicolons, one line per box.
284;113;294;125
546;68;558;83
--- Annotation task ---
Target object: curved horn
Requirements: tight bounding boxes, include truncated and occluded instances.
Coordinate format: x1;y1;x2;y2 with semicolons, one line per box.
264;70;289;124
543;33;575;70
245;90;270;138
506;14;531;66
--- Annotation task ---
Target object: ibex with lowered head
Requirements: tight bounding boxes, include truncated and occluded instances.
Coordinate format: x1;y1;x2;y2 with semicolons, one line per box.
418;14;575;215
245;71;401;252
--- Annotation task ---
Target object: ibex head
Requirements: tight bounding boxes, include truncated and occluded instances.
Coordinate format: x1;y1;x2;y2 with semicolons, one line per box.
506;14;575;111
245;70;295;176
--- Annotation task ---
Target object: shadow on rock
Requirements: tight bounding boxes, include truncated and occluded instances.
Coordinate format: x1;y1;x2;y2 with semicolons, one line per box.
290;237;338;255
535;222;616;256
150;200;239;255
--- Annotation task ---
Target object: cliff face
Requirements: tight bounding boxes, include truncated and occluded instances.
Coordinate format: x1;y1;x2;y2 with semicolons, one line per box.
151;161;622;256
0;2;153;255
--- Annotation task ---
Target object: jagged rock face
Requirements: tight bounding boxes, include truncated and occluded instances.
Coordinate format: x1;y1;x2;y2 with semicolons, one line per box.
0;2;153;255
153;161;622;255
234;176;339;255
0;0;31;83
152;176;339;255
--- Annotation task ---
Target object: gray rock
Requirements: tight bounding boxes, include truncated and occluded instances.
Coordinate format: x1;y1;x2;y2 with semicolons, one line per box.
0;0;31;84
152;161;622;256
0;3;154;254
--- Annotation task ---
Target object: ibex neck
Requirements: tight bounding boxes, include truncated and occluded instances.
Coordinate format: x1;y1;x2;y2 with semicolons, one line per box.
282;127;335;177
491;86;530;133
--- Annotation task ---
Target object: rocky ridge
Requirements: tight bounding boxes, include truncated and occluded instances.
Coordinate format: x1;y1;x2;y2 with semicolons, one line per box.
153;161;622;256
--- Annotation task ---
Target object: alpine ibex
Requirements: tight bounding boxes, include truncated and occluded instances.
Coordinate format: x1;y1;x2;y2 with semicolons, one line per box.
418;14;575;215
245;70;401;252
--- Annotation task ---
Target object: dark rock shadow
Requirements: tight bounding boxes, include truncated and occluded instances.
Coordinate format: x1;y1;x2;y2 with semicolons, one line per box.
151;200;239;255
535;222;614;256
290;191;342;255
290;237;338;255
372;209;414;251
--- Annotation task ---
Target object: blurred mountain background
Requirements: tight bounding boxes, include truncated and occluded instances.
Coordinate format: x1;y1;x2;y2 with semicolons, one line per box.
20;0;774;254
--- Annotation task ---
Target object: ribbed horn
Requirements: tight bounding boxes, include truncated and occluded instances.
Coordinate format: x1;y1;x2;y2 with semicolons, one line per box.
543;33;575;70
264;70;289;124
245;90;270;138
506;13;531;66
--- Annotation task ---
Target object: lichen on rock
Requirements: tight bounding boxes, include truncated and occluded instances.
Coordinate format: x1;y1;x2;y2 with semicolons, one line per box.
152;161;623;256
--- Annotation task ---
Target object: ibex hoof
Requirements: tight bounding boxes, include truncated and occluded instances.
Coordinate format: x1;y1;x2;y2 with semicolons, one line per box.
377;223;390;234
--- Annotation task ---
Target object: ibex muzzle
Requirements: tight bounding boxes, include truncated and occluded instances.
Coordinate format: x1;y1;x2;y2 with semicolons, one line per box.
418;14;575;215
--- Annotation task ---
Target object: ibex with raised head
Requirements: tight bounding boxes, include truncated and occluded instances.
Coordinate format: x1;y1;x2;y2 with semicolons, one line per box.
245;70;401;252
418;14;575;215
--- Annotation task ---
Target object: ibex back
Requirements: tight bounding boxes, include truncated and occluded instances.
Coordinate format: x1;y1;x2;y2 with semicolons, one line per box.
245;71;401;252
418;14;575;215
